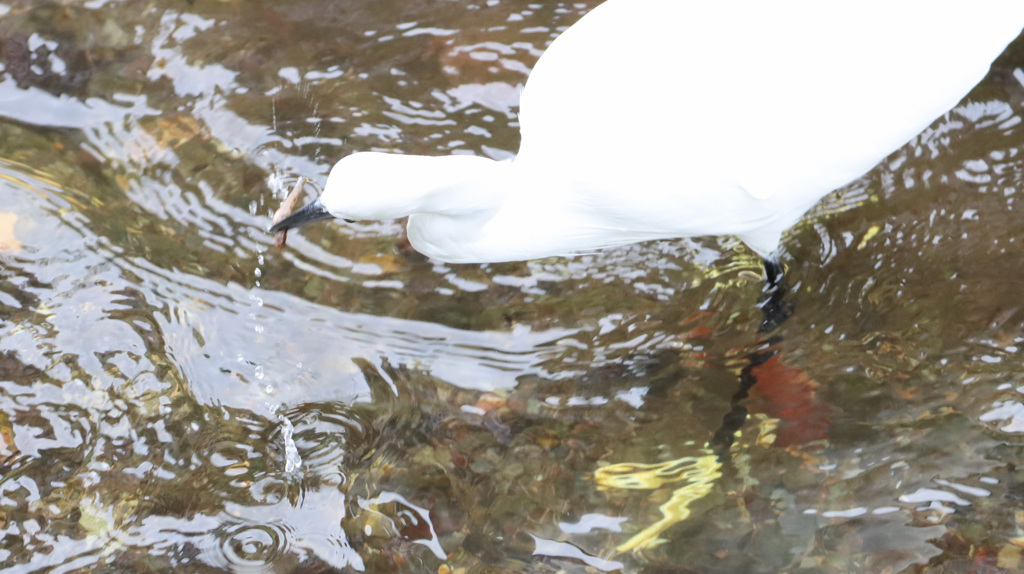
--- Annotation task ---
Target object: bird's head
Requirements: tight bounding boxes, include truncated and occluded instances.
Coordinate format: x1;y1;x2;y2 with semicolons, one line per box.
269;152;504;236
268;152;402;235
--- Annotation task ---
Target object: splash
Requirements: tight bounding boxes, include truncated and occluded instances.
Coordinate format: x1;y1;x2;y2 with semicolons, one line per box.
278;414;302;473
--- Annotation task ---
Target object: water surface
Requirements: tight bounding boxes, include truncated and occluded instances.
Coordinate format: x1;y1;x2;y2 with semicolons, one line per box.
1;1;1024;572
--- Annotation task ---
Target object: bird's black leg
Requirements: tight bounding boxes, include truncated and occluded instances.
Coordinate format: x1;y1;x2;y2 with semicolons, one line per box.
709;336;780;458
763;256;785;290
708;257;793;458
758;256;792;333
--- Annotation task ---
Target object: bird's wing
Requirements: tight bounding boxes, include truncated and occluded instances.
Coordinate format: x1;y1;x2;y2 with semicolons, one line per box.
517;0;1024;206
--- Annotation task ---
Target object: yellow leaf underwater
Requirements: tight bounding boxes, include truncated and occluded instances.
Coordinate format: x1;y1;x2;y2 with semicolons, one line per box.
0;212;21;253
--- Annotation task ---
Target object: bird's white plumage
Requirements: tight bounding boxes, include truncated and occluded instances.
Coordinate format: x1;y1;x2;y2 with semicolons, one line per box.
318;0;1024;263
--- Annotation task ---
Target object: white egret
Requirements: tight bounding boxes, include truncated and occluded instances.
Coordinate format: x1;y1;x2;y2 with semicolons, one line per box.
272;0;1024;281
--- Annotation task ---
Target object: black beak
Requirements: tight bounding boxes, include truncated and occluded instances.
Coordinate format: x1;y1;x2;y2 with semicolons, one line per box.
270;198;335;233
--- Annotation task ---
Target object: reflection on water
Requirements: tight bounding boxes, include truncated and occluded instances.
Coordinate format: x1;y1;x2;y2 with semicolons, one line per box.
0;0;1022;572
